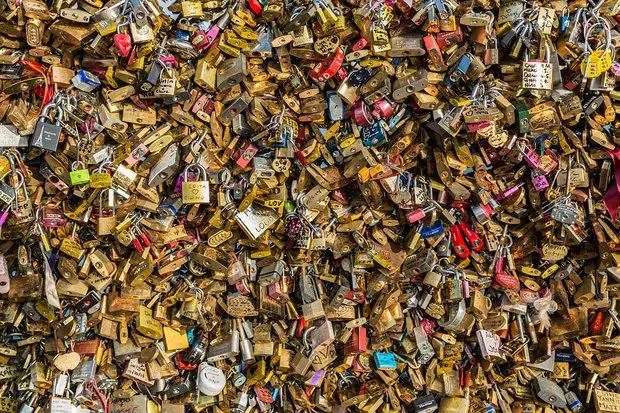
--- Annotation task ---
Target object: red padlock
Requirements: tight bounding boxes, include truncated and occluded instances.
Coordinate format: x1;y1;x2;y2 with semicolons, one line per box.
309;47;344;82
248;0;263;15
191;29;210;51
114;19;132;58
450;224;470;259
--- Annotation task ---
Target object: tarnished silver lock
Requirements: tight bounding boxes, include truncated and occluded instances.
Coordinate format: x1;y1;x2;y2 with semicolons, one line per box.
413;326;434;364
129;17;154;43
309;320;335;353
148;143;181;187
258;260;285;286
550;202;578;225
532;377;567;408
206;330;240;362
402;248;437;277
216;54;249;91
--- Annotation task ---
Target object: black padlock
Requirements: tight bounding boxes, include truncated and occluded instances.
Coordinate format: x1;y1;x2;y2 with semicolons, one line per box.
411;394;437;413
139;60;165;93
74;290;101;314
183;334;208;365
31;104;62;152
165;376;192;398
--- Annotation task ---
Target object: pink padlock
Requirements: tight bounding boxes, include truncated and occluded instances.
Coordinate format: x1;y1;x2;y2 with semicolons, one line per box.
202;11;231;50
523;147;540;169
494;271;519;289
406;204;435;223
495;183;524;201
0;206;10;227
191;29;210;51
373;99;394;119
531;171;549;192
159;55;177;68
353;101;374;126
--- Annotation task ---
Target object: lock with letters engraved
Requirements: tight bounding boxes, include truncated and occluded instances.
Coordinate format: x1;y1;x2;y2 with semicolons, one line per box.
206;326;240;362
90;162;113;189
10;170;34;226
129;12;154;43
531;170;549;192
182;163;210;204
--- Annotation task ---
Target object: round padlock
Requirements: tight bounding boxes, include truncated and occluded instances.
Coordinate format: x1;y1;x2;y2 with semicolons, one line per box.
196;362;226;396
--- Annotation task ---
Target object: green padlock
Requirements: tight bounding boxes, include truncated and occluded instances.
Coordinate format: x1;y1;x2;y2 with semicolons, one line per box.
284;200;295;213
515;101;531;134
70;161;90;186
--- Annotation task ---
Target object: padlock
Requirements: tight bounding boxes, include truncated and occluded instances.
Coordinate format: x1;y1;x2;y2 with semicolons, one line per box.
522;46;553;90
129;14;154;43
532;377;567;408
531;170;549;192
90;162;113;189
10;170;34;226
31;104;62;152
196;362;226;396
114;18;132;57
98;189;116;236
69;161;90;186
206;330;240;362
181;163;210;204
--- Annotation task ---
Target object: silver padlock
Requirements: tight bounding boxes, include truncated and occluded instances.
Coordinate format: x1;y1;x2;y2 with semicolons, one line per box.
532;377;567;408
206;330;240;362
413;325;435;364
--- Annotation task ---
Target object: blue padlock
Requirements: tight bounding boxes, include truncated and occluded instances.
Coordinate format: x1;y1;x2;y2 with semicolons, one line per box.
444;54;471;88
327;91;344;122
177;29;190;41
361;123;385;147
374;352;397;370
420;220;445;239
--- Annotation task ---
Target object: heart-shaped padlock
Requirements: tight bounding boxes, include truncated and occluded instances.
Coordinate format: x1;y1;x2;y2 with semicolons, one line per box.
114;33;132;57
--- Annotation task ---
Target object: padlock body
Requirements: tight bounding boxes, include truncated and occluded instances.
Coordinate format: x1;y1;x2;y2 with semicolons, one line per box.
182;181;210;204
31;120;62;152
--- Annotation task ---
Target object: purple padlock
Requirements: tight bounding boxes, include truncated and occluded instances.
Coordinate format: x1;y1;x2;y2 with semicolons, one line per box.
531;171;549;192
159;55;177;68
174;172;196;193
40;206;66;228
